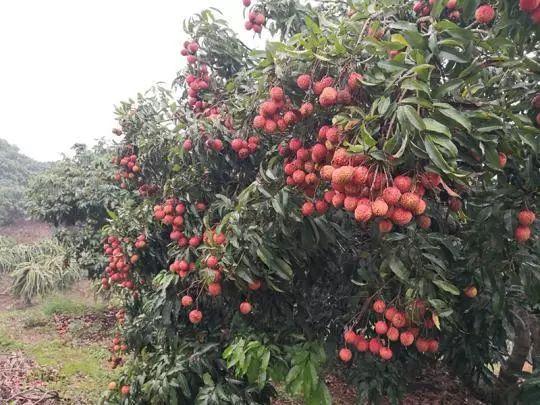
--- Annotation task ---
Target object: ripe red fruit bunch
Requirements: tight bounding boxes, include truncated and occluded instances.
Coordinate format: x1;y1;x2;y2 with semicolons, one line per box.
181;40;199;64
338;298;440;363
112;153;141;189
253;86;311;134
185;63;212;113
244;9;266;33
138;183;159;197
514;208;536;243
101;234;145;291
153;198;206;249
412;0;432;17
230;136;260;159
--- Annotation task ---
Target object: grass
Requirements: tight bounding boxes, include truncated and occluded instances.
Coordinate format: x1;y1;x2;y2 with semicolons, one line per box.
0;285;116;402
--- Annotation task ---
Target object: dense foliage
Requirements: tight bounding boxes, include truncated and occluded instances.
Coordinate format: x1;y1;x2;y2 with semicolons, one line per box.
26;142;118;276
0;139;48;225
94;1;539;404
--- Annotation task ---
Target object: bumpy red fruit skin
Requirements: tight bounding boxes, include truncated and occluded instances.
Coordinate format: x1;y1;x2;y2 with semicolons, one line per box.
394;175;412;193
515;226;531;243
400;192;420;211
378;219;393;233
270;87;284;102
301;201;315;216
373;299;386;313
428;339;439;353
372;199;389;217
375;321;389;335
518;210;536;226
319;87;338;107
520;0;539;12
446;0;457;9
315;200;329;214
379;347;393;360
464;286;478;298
253;115;266;129
475;4;495;24
297;74;312;90
382;187;401;205
355;204;373;222
391;312;406;328
347;72;363;90
392;208;413;226
416;338;429;353
240;302;252;314
208;283;222;296
339;348;352;362
400;331;414;346
413;199;427;216
498;152;507;168
369;338;381;354
189;309;203;324
417;215;431;229
356;338;368;352
181;295;193;307
344;330;358;344
292;170;306;185
387;327;400;342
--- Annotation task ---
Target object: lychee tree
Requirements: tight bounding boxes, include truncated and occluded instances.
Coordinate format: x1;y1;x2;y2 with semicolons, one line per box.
99;1;539;404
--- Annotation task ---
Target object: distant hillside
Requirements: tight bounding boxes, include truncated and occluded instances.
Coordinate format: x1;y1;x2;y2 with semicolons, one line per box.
0;139;49;225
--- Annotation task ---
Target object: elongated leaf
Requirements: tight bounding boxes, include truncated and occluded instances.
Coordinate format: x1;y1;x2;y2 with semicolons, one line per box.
397;105;425;131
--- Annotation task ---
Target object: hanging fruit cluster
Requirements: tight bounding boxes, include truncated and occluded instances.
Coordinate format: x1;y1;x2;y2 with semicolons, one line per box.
244;5;266;33
112;149;141;189
101;234;146;290
519;0;540;24
338;298;440;363
515;208;536;243
230;136;261;159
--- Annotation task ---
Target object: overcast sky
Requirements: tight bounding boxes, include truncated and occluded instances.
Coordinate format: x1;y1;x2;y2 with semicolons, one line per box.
0;0;260;162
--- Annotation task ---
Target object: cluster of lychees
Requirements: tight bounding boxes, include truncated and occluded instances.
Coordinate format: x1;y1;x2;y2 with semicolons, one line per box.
413;0;460;21
153;198;206;248
514;209;536;243
112;152;140;189
252;86;312;134
243;2;266;33
280;136;437;231
137;183;159;197
185;63;211;113
519;0;540;24
101;234;147;291
338;298;439;363
230;136;261;159
296;72;362;108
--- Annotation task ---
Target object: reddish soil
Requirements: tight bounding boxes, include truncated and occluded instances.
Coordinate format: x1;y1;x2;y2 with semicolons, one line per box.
0;219;52;244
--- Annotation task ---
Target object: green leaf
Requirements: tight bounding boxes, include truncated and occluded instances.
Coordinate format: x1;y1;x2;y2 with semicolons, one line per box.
424;136;454;173
433;278;460;295
388;256;409;281
423;118;451;137
397;105;425;131
436;105;472;132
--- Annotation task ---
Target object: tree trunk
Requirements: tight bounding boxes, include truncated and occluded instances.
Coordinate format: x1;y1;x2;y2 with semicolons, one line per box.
494;308;531;405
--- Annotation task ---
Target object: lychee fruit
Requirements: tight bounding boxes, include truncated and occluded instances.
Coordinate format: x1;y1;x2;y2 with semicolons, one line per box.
344;330;358;344
347;72;363;90
181;295;193;307
302;201;315;216
297;74;311;90
464;286;478;298
379;347;393;360
355;204;373;222
400;331;414;346
475;4;495;24
378;219;393;233
382;187;401;205
240;301;252;314
339;348;353;362
372;199;389;217
515;226;531;243
319;87;338;107
391;207;413;226
498;152;507;168
387;327;400;342
519;0;539;12
373;299;386;313
375;321;389;335
369;338;382;354
416;215;431;229
394;175;412;193
189;309;203;324
518;209;535;226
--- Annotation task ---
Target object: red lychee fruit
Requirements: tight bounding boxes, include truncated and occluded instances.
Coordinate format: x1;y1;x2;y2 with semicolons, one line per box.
296;74;311;90
253;115;266;129
518;209;536;226
416;215;431;229
415;338;429;353
337;89;352;104
347;72;363;90
498;152;507;168
369;338;382;354
391;207;413;226
373;299;386;313
254;13;265;25
332;192;345;208
264;119;277;133
300;102;314;117
189;309;203;324
379;347;393;360
183;139;193;151
339;348;353;362
382;187;401;205
319;87;338;107
413;199;427;216
270;87;284;102
208;282;222;296
301;201;315;216
354;204;373;222
332;166;355;185
320;165;335;181
292;170;306;185
446;0;457;9
240;301;252;314
394;175;412;193
315;200;329;214
206;255;219;269
121;385;130;396
413;1;423;13
387;327;400;342
378;219;393;233
356;337;368;352
520;0;539;12
400;331;414;346
243;0;251;6
352;166;369;185
515;226;531;243
448;197;462;212
464;286;478;298
372;199;389;217
428;339;439;353
289;138;302;152
344;330;358;344
391;312;407;328
181;295;193;307
343;196;358;212
375;321;389;335
475;4;495;24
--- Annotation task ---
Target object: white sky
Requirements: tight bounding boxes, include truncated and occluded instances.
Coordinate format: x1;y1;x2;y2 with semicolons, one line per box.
0;0;260;162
